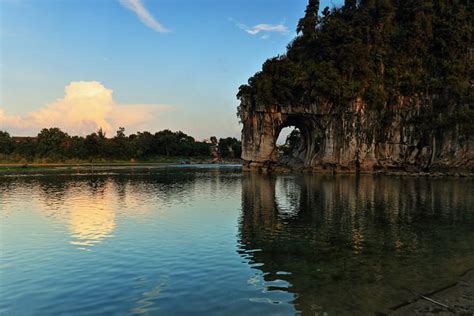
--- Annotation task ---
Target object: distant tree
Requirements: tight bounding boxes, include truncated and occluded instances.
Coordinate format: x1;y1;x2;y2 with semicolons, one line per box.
231;141;242;158
175;131;196;156
134;131;154;158
193;142;212;156
154;129;178;156
84;133;100;158
112;127;129;159
0;131;14;155
286;130;301;154
68;136;87;159
116;127;126;139
218;137;242;159
14;138;37;160
1;127;232;162
97;128;106;140
36;128;69;159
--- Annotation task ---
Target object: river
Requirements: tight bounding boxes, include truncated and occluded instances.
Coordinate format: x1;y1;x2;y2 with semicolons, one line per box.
1;166;473;315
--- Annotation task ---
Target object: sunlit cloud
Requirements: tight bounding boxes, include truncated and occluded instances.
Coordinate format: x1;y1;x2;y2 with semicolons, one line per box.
119;0;169;33
0;81;175;136
230;18;289;36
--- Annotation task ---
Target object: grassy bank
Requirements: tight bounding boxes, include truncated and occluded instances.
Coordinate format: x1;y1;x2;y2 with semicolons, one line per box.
0;157;242;175
0;155;213;165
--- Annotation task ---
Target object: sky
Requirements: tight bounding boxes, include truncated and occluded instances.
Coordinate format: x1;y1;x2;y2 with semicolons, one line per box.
0;0;342;140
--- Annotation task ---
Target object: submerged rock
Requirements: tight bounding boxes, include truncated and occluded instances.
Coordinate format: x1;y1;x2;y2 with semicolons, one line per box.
390;270;474;315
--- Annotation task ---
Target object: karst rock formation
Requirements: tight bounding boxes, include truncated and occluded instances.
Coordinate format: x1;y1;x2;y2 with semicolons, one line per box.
237;0;473;174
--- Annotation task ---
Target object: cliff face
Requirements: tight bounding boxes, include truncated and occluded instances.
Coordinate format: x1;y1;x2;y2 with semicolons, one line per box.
240;99;472;173
238;1;473;174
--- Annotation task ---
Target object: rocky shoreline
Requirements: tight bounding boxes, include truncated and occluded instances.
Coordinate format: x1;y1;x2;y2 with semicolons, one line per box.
243;161;473;177
389;270;474;315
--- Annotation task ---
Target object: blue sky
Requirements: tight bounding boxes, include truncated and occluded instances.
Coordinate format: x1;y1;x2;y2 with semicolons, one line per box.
0;0;343;139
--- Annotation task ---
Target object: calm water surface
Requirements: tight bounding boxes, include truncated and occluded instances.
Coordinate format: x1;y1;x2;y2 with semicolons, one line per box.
1;166;473;315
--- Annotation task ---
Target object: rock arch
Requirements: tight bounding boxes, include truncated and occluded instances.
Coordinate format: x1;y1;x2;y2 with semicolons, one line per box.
240;103;472;173
241;109;313;171
240;105;344;172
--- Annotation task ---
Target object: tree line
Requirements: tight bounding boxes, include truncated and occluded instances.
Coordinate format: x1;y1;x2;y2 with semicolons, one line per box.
0;128;242;163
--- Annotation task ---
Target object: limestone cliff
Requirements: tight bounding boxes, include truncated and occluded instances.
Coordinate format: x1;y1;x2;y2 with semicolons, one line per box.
240;99;472;173
237;1;473;174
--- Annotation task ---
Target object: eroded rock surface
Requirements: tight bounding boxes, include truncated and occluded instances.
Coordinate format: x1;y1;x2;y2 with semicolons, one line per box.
240;100;473;174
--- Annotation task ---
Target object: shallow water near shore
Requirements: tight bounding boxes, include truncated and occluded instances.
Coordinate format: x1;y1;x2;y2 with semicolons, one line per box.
1;166;473;315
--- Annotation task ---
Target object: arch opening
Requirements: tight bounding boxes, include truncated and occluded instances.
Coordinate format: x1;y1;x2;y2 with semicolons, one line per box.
276;126;301;154
275;124;307;166
276;126;299;145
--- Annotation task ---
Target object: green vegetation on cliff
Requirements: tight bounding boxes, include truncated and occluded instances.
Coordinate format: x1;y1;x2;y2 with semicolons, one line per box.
237;0;472;133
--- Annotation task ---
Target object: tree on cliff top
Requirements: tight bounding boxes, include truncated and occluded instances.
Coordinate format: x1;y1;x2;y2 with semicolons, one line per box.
297;0;320;36
237;0;473;133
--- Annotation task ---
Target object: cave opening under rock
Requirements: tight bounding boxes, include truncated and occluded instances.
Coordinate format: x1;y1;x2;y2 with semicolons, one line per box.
274;115;323;167
276;126;303;165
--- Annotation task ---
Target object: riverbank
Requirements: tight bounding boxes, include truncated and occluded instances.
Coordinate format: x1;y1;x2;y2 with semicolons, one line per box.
390;270;474;315
3;163;470;177
0;161;242;175
243;162;473;177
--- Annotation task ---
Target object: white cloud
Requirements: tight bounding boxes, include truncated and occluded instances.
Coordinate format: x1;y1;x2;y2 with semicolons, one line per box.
243;23;289;35
0;81;174;136
119;0;169;33
231;18;289;36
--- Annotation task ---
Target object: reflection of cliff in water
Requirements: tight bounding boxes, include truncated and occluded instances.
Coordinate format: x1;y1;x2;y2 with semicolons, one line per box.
239;174;474;315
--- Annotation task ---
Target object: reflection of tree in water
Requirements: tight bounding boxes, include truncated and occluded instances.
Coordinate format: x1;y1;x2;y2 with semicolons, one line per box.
0;168;241;250
239;173;474;314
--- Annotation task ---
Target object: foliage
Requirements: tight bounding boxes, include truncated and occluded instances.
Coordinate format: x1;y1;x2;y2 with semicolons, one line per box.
237;0;473;132
278;129;302;156
0;131;14;155
218;137;242;159
0;127;223;163
36;128;69;159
